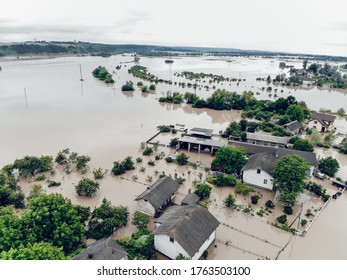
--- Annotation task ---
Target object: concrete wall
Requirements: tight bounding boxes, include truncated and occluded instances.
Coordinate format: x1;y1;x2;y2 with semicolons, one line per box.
243;169;274;191
136;200;155;217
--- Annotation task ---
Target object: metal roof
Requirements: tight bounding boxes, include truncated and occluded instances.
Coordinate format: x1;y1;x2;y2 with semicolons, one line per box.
246;132;289;145
179;136;225;148
154;205;219;257
228;140;277;156
189;127;214;137
283;120;302;132
135;176;179;210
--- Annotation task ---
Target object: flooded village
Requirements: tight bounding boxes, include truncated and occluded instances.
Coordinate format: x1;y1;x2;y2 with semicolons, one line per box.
1;53;347;260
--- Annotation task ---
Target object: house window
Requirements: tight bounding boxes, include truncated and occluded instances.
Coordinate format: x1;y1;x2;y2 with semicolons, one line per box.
264;179;268;184
257;169;261;174
144;199;148;202
169;237;174;243
314;120;317;124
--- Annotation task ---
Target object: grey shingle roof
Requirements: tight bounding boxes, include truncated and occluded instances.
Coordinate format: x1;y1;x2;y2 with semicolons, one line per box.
181;193;200;205
72;238;127;260
283;120;302;132
241;152;277;174
228;140;277;156
246;132;289;145
277;148;317;166
311;112;336;126
154;205;219;257
135;176;179;210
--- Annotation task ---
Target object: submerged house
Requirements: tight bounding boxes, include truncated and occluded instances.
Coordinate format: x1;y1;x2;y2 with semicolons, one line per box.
154;205;219;260
72;238;127;260
241;152;277;191
177;136;225;154
135;176;179;217
188;127;214;139
307;111;336;133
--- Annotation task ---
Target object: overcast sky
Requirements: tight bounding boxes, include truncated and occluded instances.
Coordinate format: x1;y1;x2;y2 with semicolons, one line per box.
1;0;347;56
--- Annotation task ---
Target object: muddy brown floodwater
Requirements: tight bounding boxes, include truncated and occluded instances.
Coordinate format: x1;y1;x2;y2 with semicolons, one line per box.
1;55;347;259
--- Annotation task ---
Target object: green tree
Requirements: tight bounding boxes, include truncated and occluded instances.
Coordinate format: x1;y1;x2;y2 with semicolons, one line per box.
122;156;135;171
75;155;91;172
21;194;85;253
132;211;150;230
286;104;309;122
194;183;212;200
87;198;128;239
176;153;189;165
75;178;100;197
0;242;66;260
318;157;340;177
111;161;126;175
211;146;246;175
273;155;310;205
223;193;237;208
292;139;314;152
0;206;23;252
149;84;156;91
303;59;308;70
224;121;242;137
169;137;179;148
93;167;107;180
27;184;45;201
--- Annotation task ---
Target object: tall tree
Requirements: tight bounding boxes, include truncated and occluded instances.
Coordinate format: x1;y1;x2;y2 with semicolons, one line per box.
273;155;310;205
211;146;246;175
318;157;340;177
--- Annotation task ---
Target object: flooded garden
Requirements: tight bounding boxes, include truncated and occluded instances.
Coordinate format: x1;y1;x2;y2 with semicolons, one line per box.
1;54;347;259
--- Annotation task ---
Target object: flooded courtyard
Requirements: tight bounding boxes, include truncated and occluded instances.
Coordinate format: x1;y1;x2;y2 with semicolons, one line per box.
1;54;347;259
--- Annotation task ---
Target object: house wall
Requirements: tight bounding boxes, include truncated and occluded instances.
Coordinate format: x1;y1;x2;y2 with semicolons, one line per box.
154;234;190;260
136;200;155;217
243;169;274;191
154;231;216;260
191;230;216;260
307;119;324;132
307;166;315;177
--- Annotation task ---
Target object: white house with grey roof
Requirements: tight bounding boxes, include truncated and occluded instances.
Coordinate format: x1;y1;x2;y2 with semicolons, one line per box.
307;111;336;133
154;205;219;260
135;176;180;217
241;152;277;191
246;132;289;148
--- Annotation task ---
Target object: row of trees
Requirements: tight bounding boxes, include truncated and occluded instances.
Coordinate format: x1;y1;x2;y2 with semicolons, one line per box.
92;66;114;83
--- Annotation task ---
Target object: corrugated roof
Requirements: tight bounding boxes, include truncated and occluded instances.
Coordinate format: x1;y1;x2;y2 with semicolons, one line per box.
135;176;179;210
179;136;225;148
154;205;219;257
277;148;317;166
190;128;214;137
228;140;277;156
241;152;277;174
72;238;127;260
246;132;289;145
181;193;200;205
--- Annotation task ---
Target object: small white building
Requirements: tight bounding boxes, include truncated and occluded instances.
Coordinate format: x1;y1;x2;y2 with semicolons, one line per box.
135;176;180;217
307;111;336;133
154;205;219;260
241;152;277;191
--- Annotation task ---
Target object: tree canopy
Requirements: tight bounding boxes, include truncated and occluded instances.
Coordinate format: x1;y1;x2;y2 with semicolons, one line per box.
273;155;310;205
318;157;340;177
211;146;247;175
75;178;100;197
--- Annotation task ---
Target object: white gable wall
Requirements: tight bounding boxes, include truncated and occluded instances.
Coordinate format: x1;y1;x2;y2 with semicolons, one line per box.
136;200;155;217
243;169;274;191
154;234;190;260
155;230;216;260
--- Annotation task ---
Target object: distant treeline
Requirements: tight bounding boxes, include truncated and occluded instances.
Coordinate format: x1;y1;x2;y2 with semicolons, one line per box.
1;41;347;62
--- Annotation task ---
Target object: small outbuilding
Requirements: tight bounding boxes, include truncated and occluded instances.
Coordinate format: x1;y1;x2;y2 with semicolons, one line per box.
181;193;200;206
135;176;180;217
72;238;127;260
